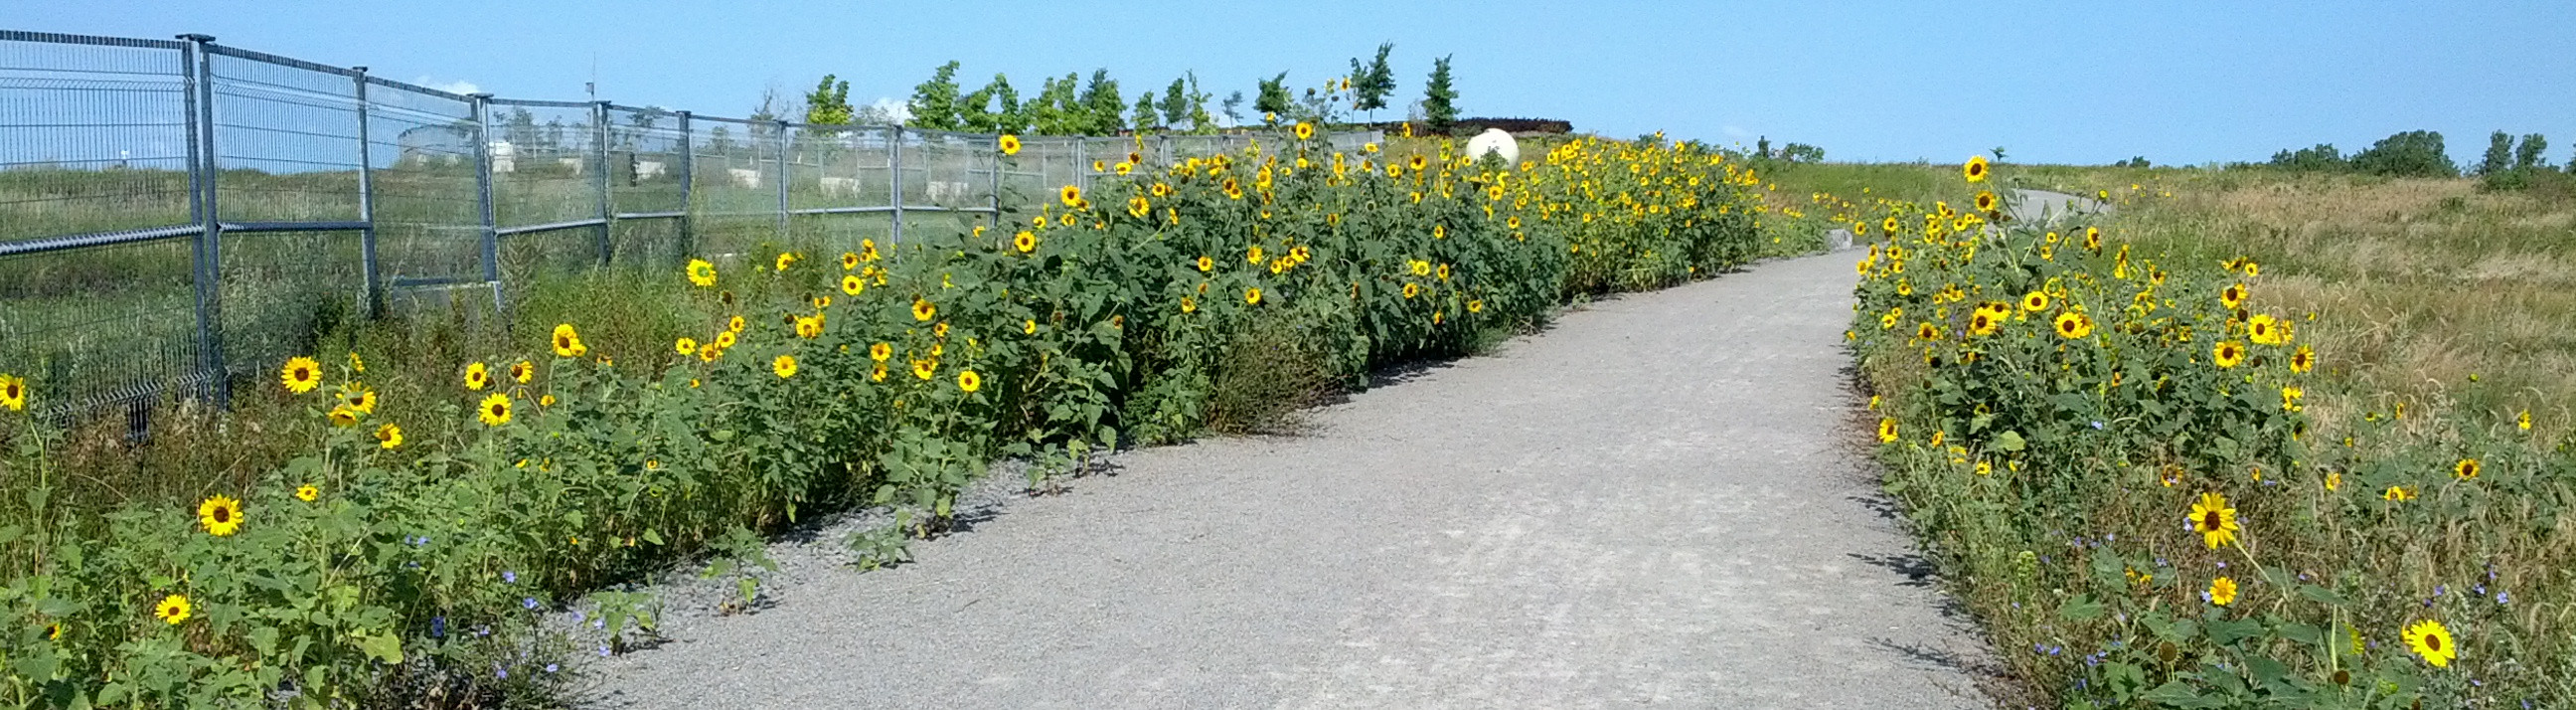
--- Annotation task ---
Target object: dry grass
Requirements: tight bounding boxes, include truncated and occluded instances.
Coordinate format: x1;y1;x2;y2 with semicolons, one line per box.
2087;171;2576;441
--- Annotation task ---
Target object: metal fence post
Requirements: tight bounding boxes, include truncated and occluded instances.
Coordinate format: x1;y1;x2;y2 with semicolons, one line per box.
675;110;694;261
1073;136;1086;195
988;137;1002;230
591;100;612;266
353;67;382;319
177;34;230;406
775;119;791;241
888;126;903;244
469;92;504;315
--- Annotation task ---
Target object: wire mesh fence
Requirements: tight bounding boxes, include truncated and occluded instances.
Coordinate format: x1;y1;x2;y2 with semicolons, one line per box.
0;29;1378;424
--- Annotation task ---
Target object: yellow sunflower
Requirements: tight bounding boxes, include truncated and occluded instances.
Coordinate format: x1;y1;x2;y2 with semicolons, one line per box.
909;297;937;322
1468;299;1485;313
2289;344;2315;373
1058;184;1083;208
2207;577;2238;607
2213;341;2247;369
2020;291;2050;312
1402;282;1421;299
374;423;402;449
843;274;866;295
774;252;797;271
153;594;192;624
1244;287;1262;305
2402;620;2456;667
1125;196;1150;220
0;373;24;412
2247;313;2284;345
511;360;533;383
795;315;823;339
295;483;319;502
342;387;377;414
1967;309;1999;336
772;354;797;379
1963;155;1990;182
464;362;491;391
1293;121;1315;140
477;393;512;427
910;358;936;381
2220;282;2247;310
1916;322;1942;341
957;369;981;393
676;337;699;355
1876;418;1899;444
2453;457;2481;480
1179;294;1199;313
714;331;737;349
687;259;717;287
280;356;323;394
552;324;584;358
327;406;361;428
2281;386;2305;412
2383;485;2416;501
2188;491;2239;549
997;133;1021;156
2052;312;2093;339
727;315;747;333
1974;191;1998;212
1014;230;1040;254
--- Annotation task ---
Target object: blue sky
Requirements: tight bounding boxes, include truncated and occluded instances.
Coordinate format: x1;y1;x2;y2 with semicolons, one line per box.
13;0;2573;166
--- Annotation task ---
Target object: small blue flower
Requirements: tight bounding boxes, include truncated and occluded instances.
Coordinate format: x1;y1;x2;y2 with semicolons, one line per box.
2090;421;2105;430
494;664;507;680
570;611;586;623
545;663;559;673
523;598;540;611
598;644;614;657
2498;591;2511;605
503;571;518;584
430;616;446;638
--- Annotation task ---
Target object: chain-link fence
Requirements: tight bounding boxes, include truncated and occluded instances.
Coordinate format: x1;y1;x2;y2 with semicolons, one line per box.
0;30;1378;423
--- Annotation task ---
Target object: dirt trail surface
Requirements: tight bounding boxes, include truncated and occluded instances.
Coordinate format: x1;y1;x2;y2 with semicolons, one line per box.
585;253;1987;708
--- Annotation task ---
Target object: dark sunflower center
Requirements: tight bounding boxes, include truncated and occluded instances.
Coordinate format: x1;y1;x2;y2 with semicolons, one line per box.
2425;634;2442;650
490;404;504;416
213;507;231;523
2201;511;2221;530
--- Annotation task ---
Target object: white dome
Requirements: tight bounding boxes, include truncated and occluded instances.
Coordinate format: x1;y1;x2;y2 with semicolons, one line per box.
1464;128;1519;165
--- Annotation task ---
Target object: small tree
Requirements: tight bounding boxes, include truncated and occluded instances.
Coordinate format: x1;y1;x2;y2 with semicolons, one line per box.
1219;90;1245;126
804;75;853;125
1160;78;1191;130
1420;55;1458;133
906;61;965;131
1253;73;1293;122
2350;130;2457;177
1349;42;1396;120
2268;143;2344;171
1078;70;1124;134
2479;130;2514;176
2514;133;2549;171
1029;74;1084;135
1131;93;1158;131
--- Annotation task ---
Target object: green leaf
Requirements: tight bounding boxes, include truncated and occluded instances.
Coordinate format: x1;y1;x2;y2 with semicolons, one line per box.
2059;595;2105;621
642;528;665;546
2205;617;2265;645
357;632;403;664
1995;430;2026;451
2140;680;2223;708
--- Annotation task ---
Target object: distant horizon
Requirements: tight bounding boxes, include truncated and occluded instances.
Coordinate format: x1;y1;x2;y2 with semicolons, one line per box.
6;1;2570;167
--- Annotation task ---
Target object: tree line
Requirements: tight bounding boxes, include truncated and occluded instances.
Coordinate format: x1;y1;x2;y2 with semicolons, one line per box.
792;43;1463;136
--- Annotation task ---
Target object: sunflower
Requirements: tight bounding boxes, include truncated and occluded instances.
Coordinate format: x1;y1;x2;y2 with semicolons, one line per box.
327;406;361;428
2188;491;2240;549
2281;386;2305;412
2247;313;2285;345
374;423;402;449
1974;191;1998;212
686;259;717;287
1915;322;1942;341
869;362;889;382
1967;310;1997;336
1436;264;1452;280
1222;179;1243;200
1880;216;1901;235
2453;457;2481;480
2402;620;2457;667
511;361;533;383
1058;184;1082;208
1963;155;1990;182
294;483;320;502
0;373;23;412
832;273;863;297
1092;159;1107;173
1150;182;1173;198
2521;409;2534;432
1243;287;1263;305
1293;121;1315;140
910;359;936;381
2289;344;2315;373
774;252;797;271
1876;418;1899;444
2383;485;2416;501
1118;195;1149;219
2207;577;2238;607
795;315;823;339
2325;470;2341;491
772;354;797;379
464;362;491;391
552;324;584;358
1880;311;1899;330
197;494;243;536
957;369;981;393
727;315;746;333
280;356;322;394
2020;291;2050;312
714;330;737;350
2052;312;2093;339
477;393;512;427
2220;283;2247;310
998;133;1021;156
1468;299;1485;313
2083;227;2102;251
153;594;192;624
2212;341;2247;369
1402;282;1421;299
341;386;376;414
666;336;695;356
911;297;937;322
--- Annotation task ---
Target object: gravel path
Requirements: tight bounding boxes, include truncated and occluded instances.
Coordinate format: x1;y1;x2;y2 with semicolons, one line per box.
582;253;1990;708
